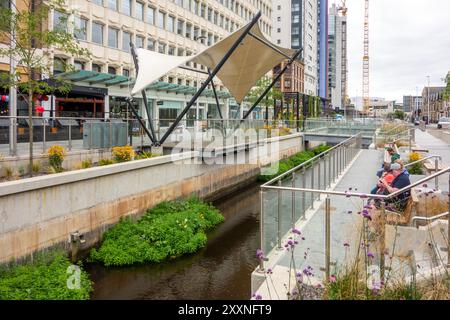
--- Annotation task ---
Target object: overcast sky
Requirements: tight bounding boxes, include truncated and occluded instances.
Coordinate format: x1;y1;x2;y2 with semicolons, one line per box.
343;0;450;102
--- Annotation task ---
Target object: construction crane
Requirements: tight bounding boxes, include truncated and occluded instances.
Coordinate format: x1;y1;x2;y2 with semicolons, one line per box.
337;0;347;16
362;0;370;113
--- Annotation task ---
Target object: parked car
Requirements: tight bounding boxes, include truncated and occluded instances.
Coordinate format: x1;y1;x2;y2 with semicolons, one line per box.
437;117;450;129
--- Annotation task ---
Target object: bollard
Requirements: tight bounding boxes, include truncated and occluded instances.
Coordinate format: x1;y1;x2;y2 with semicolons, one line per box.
380;201;386;281
325;197;331;282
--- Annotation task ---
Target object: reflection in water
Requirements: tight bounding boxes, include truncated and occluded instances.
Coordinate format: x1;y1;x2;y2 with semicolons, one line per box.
87;183;261;300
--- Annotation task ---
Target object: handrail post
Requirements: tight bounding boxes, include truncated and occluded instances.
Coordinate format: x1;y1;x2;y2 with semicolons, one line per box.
260;190;265;272
380;201;386;281
302;167;306;219
277;179;282;250
325;196;331;283
317;160;321;201
435;158;439;190
292;172;296;228
448;173;450;270
328;152;332;188
311;160;315;209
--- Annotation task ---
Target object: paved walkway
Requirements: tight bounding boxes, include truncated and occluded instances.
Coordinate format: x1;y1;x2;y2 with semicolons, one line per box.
273;149;383;280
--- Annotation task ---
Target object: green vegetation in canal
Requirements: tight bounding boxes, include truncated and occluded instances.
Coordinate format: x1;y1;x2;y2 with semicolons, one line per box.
90;198;225;267
259;144;331;182
0;250;92;300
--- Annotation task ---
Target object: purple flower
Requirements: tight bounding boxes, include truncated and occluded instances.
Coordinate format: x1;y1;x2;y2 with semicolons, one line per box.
256;249;268;261
343;242;350;247
423;183;428;188
292;228;301;235
347;211;353;214
367;252;375;259
266;268;273;275
254;294;262;300
301;237;306;241
330;275;337;283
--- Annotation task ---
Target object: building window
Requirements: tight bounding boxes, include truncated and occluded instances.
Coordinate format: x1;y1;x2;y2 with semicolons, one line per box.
168;46;175;55
200;3;206;18
185;23;192;38
53;57;66;74
135;2;144;20
158;42;166;54
123;69;130;77
74;60;85;71
108;66;117;75
53;10;68;32
92;63;102;73
121;0;131;16
277;16;281;22
178;48;184;56
122;31;131;52
92;0;103;5
167;15;175;32
108;0;117;11
147;38;155;51
158;10;166;29
92;22;104;45
74;16;87;41
147;6;155;24
108;27;119;48
136;35;144;48
177;19;184;35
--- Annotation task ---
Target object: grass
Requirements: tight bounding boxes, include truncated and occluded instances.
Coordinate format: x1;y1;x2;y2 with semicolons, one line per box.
258;144;331;182
0;250;92;300
90;198;225;267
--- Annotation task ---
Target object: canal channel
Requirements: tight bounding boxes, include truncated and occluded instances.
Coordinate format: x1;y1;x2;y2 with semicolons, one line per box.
86;183;261;300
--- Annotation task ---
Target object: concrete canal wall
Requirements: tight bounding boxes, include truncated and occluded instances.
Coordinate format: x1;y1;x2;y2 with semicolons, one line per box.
0;134;303;263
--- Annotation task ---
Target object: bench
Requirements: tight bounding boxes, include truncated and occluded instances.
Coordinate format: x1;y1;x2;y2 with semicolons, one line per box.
423;160;444;173
385;189;419;226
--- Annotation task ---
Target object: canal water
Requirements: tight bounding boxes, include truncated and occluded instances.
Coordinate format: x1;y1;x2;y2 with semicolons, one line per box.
87;183;261;300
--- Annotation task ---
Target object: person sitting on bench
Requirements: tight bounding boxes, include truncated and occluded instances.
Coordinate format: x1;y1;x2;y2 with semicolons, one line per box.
379;162;411;211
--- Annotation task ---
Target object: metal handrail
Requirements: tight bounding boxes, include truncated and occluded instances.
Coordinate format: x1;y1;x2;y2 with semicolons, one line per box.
261;167;450;201
261;134;362;187
412;212;449;228
404;155;442;168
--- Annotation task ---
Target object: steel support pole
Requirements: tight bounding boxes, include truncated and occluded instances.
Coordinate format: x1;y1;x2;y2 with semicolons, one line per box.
160;12;262;145
325;197;331;282
317;160;321;201
328;153;332;188
208;69;223;119
42;120;46;153
277;179;282;249
380;201;386;281
130;43;157;144
68;123;72;151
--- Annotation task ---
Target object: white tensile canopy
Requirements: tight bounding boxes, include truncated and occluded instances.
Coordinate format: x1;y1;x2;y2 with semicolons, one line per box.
131;22;297;104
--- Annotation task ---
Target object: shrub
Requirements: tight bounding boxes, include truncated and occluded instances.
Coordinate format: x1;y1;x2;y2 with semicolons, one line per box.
81;159;92;169
90;198;224;266
98;158;114;166
409;152;421;163
47;145;65;172
0;250;92;300
4;166;13;180
112;146;135;163
18;166;25;176
31;161;41;174
312;144;332;156
408;163;423;175
135;151;157;160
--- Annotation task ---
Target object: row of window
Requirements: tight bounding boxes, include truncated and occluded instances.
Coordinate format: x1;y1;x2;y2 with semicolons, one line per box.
90;0;271;37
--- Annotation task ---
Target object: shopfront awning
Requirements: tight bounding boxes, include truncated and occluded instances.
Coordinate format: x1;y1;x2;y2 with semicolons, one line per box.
131;22;296;103
55;70;133;87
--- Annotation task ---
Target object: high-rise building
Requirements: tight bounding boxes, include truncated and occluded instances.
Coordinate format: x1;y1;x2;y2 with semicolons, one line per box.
272;0;319;96
328;3;347;111
317;0;328;101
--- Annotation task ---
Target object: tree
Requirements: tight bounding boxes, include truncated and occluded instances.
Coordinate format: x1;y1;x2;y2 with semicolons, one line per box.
393;110;405;120
244;75;282;120
0;0;91;175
